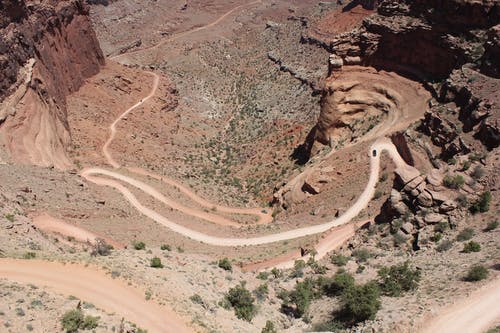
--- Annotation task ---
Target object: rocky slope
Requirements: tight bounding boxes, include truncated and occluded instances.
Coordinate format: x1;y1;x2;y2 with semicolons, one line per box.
0;0;104;168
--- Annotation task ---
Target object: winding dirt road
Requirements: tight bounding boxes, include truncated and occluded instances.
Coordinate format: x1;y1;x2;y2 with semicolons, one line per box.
419;277;500;333
0;259;192;333
82;137;410;246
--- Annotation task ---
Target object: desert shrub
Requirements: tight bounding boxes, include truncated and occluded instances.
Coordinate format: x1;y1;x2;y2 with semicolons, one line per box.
436;240;453;252
91;238;112;256
150;257;163;268
270;267;283;279
132;241;146;250
61;309;99;333
261;320;277;333
307;257;327;274
160;244;171;251
290;259;306;278
256;271;269;280
352;248;372;263
318;270;355;297
430;233;443;243
339;281;381;324
465;265;489;281
462;241;481;253
485;220;499;232
312;320;345;332
393;232;407;246
461;160;471;171
23;252;36;259
253;283;269;301
486;325;500;333
443;174;465;189
225;283;256;321
331;254;349;266
378;262;421;297
288;278;317;318
470;191;492;214
373;188;384;199
218;258;232;272
190;294;204;305
447;157;457;165
456;194;468;207
434;221;449;233
456;228;475;241
470;165;485;180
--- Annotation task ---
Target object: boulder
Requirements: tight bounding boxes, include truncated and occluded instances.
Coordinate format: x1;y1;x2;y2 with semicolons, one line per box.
439;200;457;213
404;175;425;192
424;213;444;224
417;190;433;207
401;222;414;234
427;189;450;203
329;54;343;70
426;169;444;187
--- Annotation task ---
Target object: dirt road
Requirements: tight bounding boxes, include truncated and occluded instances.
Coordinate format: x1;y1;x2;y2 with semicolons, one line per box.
419;277;500;333
82;138;409;246
0;259;192;333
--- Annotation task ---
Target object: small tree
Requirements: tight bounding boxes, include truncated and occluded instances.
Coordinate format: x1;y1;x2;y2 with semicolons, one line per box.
462;241;481;253
261;320;277;333
150;257;163;268
470;191;492;214
340;281;381;324
319;270;355;297
218;258;232;272
226;283;256;321
61;309;99;333
378;262;421;297
132;241;146;250
288;278;316;318
465;265;488;282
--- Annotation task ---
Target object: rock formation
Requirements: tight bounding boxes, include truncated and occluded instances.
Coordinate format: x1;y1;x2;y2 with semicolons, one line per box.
0;0;104;168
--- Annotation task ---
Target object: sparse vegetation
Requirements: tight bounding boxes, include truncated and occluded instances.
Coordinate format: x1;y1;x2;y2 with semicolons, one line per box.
261;320;277;333
377;262;421;297
23;252;36;259
132;241;146;250
61;309;99;332
470;165;485;180
436;240;453;252
443;174;465;189
218;258;232;272
485;220;499;231
225;283;256;321
331;254;349;266
160;244;171;251
465;265;489;282
456;228;475;241
462;241;481;253
352;248;372;263
150;257;163;268
470;191;492;214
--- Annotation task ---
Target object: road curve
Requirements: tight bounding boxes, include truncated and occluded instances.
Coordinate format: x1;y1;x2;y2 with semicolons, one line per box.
110;0;262;61
0;259;193;333
82;138;409;246
102;71;160;168
419;277;500;333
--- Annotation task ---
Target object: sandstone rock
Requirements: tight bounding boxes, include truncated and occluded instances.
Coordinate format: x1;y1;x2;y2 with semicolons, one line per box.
344;56;362;65
439;200;457;213
401;222;414;234
396;167;421;187
414;215;425;228
403;174;425;192
426;169;444;187
424;213;444;224
417;190;433;207
328;54;343;70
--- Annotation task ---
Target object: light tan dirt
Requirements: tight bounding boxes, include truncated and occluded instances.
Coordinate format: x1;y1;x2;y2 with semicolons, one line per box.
0;259;193;333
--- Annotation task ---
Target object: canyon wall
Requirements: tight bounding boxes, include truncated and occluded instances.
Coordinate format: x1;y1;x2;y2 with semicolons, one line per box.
0;0;104;168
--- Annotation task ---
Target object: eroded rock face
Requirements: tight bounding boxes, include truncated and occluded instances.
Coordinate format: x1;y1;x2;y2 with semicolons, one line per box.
0;0;104;168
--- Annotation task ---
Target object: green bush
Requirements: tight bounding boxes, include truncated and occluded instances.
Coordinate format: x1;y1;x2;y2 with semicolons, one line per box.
465;265;489;282
470;191;492;214
253;283;269;301
443;174;465;189
189;294;204;305
261;320;277;333
331;254;349;266
256;271;269;280
456;228;475;241
485;220;499;232
352;248;372;263
470;165;485;180
23;252;36;259
160;244;171;251
318;270;355;297
270;268;282;278
436;240;453;252
218;258;232;272
288;278;317;318
340;281;381;324
150;257;163;268
462;241;481;253
132;241;146;250
461;160;471;171
61;309;99;333
225;283;256;321
377;262;421;297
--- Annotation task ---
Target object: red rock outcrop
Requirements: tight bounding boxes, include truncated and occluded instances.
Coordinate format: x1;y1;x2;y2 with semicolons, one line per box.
0;0;104;168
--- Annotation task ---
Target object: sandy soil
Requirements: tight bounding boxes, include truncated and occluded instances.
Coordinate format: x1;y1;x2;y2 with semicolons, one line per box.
0;259;193;333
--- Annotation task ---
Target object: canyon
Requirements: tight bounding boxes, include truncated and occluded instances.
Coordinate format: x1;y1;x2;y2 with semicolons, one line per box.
0;0;498;332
